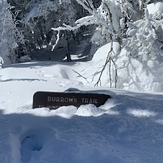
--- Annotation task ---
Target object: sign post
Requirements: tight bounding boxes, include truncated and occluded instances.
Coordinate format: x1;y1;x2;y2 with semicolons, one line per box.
33;91;111;109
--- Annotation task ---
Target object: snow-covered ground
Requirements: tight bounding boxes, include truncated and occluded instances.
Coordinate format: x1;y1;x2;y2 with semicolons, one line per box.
0;42;163;163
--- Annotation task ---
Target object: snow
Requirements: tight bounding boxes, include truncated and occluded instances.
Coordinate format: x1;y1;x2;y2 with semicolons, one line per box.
92;42;120;61
0;43;163;163
147;2;163;16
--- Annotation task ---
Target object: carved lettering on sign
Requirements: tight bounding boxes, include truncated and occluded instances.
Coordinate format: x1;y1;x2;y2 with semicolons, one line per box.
81;98;98;104
47;96;78;103
33;91;111;109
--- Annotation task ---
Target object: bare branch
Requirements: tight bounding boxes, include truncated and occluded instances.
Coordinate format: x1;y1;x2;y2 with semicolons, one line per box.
73;69;89;82
51;30;60;51
75;0;95;15
94;41;118;88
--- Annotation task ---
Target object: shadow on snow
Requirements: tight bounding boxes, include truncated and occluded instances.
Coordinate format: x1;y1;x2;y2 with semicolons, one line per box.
0;93;163;163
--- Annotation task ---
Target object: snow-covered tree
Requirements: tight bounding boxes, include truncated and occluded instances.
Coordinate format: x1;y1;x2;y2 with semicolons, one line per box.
52;0;122;47
0;0;24;64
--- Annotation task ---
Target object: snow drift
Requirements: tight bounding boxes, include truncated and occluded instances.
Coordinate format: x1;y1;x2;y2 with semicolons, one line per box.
0;60;163;163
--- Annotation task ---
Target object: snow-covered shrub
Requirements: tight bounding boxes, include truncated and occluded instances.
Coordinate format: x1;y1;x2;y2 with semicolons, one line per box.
18;55;31;62
147;2;163;44
116;47;163;92
124;9;163;62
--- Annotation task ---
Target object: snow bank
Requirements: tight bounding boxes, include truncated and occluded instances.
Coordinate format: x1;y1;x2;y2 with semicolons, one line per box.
84;43;163;92
92;42;120;61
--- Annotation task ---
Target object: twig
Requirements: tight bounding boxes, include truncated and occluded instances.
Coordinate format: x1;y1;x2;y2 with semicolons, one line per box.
94;41;118;88
73;69;89;82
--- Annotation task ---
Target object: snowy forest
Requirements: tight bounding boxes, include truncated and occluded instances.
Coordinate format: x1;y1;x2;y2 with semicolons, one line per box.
0;0;162;63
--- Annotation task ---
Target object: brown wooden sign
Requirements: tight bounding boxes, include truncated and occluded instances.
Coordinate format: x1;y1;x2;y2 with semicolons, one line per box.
33;91;111;109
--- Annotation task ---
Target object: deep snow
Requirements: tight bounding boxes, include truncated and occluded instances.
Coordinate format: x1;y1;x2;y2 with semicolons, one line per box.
0;51;163;163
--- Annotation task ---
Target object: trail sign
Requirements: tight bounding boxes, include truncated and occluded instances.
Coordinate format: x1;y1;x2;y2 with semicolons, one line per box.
33;91;111;109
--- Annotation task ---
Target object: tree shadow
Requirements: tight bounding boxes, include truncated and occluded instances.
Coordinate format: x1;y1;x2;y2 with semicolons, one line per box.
1;60;77;69
117;54;163;92
0;78;47;82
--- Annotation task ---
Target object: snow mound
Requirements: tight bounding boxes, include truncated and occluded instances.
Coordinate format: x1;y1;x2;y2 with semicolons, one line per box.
76;104;105;117
92;42;120;61
81;43;163;92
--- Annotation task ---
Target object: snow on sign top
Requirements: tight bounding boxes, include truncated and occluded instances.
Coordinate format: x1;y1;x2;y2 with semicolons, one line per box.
33;91;111;109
